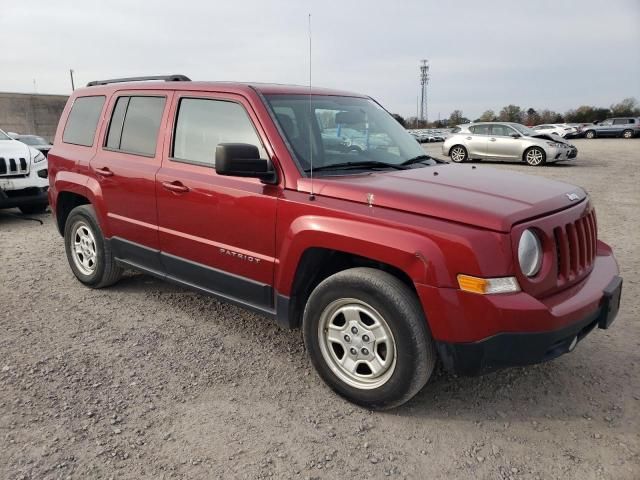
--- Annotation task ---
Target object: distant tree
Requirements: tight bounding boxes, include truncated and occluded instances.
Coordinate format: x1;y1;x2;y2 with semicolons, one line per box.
525;108;540;126
553;113;565;123
610;97;640;116
538;109;561;124
498;105;523;123
564;105;611;123
478;110;496;122
391;113;406;127
449;109;465;126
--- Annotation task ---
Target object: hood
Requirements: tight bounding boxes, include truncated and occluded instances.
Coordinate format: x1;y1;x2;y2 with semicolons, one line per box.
0;139;31;159
530;133;568;143
297;164;585;232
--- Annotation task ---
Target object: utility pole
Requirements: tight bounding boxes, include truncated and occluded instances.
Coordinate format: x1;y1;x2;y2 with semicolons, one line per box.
419;59;430;124
69;69;75;91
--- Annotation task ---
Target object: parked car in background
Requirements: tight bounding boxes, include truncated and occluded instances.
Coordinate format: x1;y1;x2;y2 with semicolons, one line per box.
48;76;620;409
443;122;577;166
11;134;53;157
581;118;640;139
0;128;49;214
532;124;577;138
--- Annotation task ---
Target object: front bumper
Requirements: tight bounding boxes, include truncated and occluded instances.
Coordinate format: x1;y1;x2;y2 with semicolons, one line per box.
0;167;49;209
435;276;622;375
416;241;621;375
547;145;578;161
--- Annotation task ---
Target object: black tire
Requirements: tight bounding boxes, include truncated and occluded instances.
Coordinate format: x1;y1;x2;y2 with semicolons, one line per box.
64;205;123;288
622;129;634;139
19;203;48;215
585;130;596;139
449;145;468;163
524;146;546;166
303;267;436;410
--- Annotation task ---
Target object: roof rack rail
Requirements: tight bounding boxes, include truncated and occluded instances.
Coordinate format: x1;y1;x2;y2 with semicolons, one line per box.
86;74;191;87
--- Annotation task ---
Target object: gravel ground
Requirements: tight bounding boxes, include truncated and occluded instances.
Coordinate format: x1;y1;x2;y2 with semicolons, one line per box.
1;138;638;480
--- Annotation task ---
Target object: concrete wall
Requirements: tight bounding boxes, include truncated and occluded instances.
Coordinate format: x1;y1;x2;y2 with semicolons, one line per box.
0;92;69;141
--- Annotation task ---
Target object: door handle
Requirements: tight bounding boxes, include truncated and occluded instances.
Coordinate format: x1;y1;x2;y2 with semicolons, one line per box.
95;167;114;177
489;138;497;142
162;181;190;193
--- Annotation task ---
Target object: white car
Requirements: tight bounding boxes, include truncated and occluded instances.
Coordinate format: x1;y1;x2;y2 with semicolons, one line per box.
0;128;49;214
532;124;577;138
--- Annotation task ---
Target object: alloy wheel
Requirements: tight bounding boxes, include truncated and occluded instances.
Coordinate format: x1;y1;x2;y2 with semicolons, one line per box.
526;148;544;166
450;146;466;162
71;221;98;275
318;298;396;390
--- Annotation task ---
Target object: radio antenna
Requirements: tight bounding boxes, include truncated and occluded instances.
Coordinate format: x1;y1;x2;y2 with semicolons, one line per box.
308;13;315;201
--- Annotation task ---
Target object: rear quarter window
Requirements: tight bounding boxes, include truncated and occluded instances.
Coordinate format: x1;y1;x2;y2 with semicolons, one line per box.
62;96;106;146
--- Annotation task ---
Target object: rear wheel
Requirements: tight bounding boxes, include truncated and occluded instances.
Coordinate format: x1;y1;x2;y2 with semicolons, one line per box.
303;267;436;410
525;147;546;166
449;145;468;163
64;205;123;288
622;129;634;139
19;203;48;215
585;130;596;139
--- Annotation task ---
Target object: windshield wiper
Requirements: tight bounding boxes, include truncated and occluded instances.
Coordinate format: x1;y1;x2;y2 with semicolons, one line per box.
305;161;408;173
400;154;442;166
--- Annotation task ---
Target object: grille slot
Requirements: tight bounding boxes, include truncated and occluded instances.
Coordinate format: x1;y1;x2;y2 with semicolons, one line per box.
554;210;597;283
0;157;29;177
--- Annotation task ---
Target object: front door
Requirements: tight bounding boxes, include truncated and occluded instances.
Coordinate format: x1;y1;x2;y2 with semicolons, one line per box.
466;124;489;158
156;92;279;312
486;124;522;161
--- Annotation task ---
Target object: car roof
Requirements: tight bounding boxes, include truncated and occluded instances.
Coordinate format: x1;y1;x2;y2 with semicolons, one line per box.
75;81;367;98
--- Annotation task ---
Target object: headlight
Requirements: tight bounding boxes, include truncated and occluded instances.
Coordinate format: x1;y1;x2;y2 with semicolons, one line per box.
545;141;561;147
518;229;542;277
32;150;46;163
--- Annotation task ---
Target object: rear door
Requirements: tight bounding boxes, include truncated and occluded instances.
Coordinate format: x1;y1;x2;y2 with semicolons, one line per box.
91;91;172;273
156;92;280;312
612;118;630;135
465;124;489;157
486;124;522;160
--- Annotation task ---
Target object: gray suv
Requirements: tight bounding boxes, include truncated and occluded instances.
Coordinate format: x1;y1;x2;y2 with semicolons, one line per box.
582;117;640;139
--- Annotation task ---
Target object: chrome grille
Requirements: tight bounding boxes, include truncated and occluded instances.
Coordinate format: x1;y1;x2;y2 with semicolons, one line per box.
554;210;597;284
0;157;29;177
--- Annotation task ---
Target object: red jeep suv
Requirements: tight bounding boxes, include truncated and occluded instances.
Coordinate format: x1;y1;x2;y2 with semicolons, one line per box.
48;75;622;409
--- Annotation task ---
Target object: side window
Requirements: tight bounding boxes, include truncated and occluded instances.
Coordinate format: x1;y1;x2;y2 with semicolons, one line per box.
106;96;165;156
613;119;628;125
63;96;106;146
450;126;461;134
470;125;489;135
490;124;511;136
172;98;266;166
629;119;636;124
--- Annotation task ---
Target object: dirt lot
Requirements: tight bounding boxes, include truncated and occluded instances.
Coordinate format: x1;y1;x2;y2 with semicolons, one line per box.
1;138;638;480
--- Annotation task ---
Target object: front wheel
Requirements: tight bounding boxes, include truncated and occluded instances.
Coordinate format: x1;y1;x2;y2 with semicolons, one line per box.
622;129;634;139
303;268;436;410
585;130;596;139
525;147;546;166
449;145;468;163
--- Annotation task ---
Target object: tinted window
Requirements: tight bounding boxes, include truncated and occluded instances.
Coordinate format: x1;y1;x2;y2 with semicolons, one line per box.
63;96;105;146
172;98;266;166
106;97;129;149
490;124;513;136
470;125;489;135
613;119;629;125
118;96;165;156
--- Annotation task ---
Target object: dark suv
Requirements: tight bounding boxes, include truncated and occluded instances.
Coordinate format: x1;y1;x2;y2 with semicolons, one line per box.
582;117;640;139
48;75;622;409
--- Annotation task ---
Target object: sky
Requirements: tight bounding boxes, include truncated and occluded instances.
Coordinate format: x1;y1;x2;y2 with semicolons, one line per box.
2;0;639;120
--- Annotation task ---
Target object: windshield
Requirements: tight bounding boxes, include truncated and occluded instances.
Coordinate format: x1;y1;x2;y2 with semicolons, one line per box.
0;129;11;141
511;124;537;136
17;135;48;145
265;95;429;174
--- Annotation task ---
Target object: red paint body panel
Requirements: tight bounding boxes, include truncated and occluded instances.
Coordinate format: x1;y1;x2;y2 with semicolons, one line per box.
48;80;620;346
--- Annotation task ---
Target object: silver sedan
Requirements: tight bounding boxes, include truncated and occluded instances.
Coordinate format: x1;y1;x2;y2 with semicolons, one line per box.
442;122;578;166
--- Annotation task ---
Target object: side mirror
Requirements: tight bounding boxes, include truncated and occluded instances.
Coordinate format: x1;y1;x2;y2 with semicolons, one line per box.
215;143;276;184
510;133;520;138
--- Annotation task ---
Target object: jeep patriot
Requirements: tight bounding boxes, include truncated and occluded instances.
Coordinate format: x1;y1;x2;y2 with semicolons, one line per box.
48;75;622;409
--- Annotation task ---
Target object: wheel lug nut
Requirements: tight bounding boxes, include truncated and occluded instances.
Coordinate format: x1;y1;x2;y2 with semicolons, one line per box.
362;335;370;342
351;326;358;334
350;347;358;356
344;335;351;342
361;347;369;355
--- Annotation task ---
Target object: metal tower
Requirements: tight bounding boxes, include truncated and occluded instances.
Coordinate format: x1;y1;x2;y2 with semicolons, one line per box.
419;60;430;123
